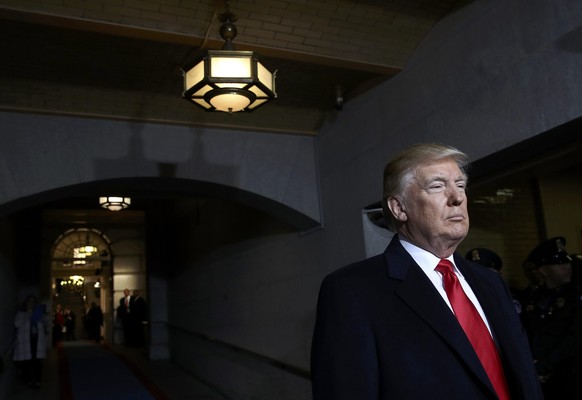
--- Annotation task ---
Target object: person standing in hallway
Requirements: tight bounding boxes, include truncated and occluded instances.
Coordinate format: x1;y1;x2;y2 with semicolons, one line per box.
117;288;134;346
86;302;103;342
13;295;49;389
131;290;147;347
64;308;76;341
311;143;542;399
52;303;65;347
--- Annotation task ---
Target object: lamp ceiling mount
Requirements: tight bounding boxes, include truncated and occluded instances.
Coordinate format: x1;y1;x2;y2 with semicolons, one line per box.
218;1;237;50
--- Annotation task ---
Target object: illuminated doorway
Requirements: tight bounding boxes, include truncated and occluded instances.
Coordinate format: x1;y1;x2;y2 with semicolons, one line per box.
50;228;112;342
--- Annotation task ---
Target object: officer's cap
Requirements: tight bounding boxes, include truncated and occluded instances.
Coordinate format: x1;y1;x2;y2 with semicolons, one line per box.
465;248;503;271
525;237;572;269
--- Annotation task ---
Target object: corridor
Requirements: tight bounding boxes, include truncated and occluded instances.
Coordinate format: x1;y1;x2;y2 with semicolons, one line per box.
9;341;225;400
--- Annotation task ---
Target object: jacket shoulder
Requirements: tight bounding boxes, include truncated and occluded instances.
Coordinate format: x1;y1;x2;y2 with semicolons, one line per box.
322;254;387;288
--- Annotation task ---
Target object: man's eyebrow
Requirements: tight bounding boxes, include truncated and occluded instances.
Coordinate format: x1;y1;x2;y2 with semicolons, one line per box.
423;174;447;183
415;175;444;188
419;174;467;185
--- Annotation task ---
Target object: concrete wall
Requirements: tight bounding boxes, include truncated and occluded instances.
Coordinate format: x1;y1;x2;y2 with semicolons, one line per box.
168;231;318;398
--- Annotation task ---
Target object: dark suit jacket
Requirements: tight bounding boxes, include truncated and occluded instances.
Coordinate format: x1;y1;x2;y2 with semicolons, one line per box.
311;236;542;399
118;296;133;320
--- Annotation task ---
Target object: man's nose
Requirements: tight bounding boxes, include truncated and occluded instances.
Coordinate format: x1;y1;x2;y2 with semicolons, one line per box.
448;188;465;205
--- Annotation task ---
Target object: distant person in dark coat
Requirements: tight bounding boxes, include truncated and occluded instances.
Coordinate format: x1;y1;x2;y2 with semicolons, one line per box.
131;290;147;347
64;308;76;341
118;288;134;346
86;302;103;342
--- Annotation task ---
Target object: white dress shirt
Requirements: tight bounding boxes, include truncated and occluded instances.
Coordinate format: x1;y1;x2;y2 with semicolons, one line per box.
399;237;493;335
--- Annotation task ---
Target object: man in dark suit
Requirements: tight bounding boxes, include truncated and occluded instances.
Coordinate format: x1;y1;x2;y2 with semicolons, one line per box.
311;143;542;399
118;288;134;346
131;290;147;347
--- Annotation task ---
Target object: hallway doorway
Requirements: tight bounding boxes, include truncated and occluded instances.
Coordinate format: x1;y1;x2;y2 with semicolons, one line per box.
41;208;149;350
50;227;112;343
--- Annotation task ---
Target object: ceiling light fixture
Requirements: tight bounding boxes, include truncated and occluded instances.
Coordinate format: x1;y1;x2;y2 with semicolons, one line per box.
181;0;277;113
99;196;131;211
74;245;97;258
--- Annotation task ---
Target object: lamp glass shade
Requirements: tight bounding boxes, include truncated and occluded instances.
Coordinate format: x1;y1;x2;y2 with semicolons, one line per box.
210;56;252;78
249;85;268;98
257;62;273;91
99;196;131;211
210;92;252;112
185;61;205;92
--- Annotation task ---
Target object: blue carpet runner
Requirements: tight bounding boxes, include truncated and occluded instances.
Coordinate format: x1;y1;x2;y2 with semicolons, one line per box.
57;342;168;400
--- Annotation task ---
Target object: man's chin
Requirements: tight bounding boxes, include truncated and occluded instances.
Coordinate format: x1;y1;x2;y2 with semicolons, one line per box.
446;228;469;244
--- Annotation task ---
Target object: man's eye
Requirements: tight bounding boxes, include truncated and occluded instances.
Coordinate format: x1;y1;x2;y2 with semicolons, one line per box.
428;183;445;191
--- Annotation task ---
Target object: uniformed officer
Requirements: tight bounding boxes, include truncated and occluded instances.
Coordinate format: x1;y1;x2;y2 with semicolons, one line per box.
466;247;523;313
465;247;503;272
521;237;582;399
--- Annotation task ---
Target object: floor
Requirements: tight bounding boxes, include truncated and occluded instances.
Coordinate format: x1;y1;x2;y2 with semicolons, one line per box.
8;341;226;400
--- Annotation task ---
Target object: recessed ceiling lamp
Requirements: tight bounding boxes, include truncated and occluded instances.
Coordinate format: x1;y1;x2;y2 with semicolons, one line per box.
99;196;131;211
182;0;277;113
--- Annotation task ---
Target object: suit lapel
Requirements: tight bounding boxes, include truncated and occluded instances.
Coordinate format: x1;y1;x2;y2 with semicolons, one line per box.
384;238;497;396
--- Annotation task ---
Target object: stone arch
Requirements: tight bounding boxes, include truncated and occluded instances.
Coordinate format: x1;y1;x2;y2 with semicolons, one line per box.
0;112;321;230
0;177;319;232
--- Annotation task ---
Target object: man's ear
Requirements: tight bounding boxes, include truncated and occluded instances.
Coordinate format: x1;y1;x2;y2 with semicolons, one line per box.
387;197;407;222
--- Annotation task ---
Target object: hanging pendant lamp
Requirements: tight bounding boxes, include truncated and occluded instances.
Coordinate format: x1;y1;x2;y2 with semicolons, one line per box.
182;0;277;113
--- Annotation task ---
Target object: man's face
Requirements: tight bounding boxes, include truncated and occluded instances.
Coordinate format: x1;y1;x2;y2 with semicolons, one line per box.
26;297;36;310
124;289;130;296
539;263;572;289
399;158;469;253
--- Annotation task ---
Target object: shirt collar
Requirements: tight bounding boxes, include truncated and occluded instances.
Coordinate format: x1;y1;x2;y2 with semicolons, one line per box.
398;235;457;273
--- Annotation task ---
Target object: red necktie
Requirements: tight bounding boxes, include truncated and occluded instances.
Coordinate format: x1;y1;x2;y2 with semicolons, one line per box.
436;259;510;400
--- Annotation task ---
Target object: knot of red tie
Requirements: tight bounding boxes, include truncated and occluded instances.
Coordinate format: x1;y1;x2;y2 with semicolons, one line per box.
435;258;454;275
